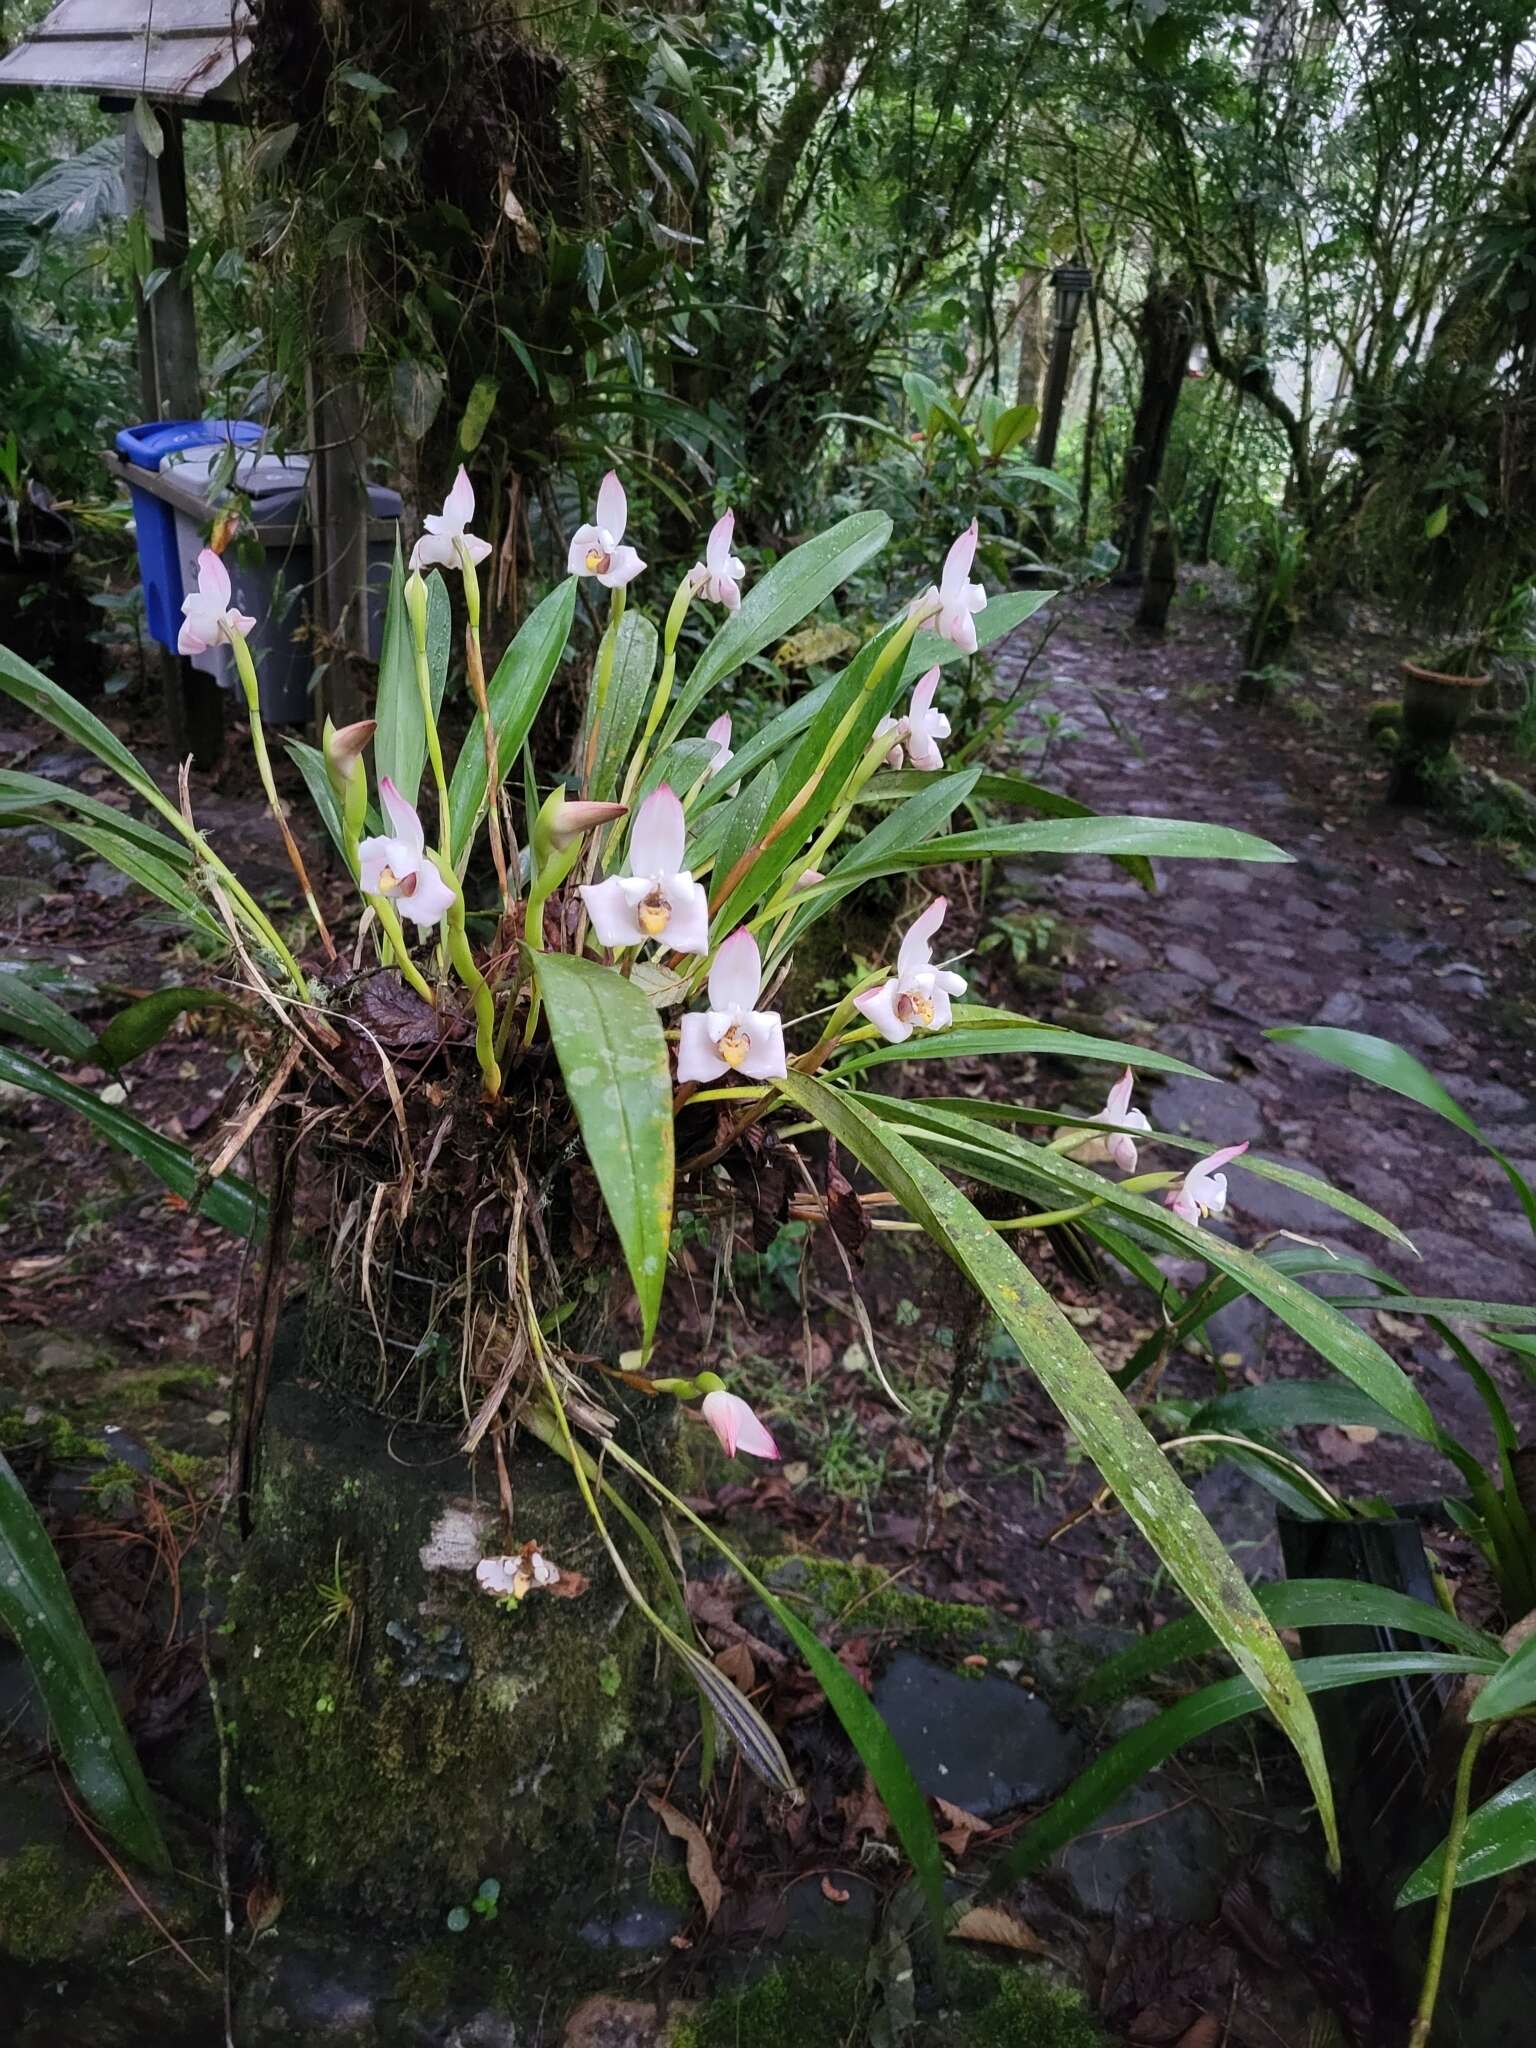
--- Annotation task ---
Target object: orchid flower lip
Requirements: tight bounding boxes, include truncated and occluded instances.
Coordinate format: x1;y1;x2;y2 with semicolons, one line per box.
676;928;786;1083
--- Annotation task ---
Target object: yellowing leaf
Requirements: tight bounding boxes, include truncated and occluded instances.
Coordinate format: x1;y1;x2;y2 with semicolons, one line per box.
950;1905;1047;1953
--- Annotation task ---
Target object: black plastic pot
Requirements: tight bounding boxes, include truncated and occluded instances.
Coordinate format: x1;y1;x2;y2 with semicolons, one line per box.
1390;658;1488;803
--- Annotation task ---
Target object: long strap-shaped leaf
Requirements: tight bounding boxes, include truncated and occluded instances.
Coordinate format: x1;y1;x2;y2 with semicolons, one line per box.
1398;1766;1536;1905
981;1651;1496;1897
0;1450;171;1871
777;1072;1341;1872
535;952;673;1352
0;1044;264;1237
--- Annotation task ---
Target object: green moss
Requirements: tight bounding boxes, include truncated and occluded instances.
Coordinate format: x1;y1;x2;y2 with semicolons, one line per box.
756;1554;1032;1660
952;1966;1106;2047
0;1844;117;1964
0;1410;108;1460
395;1941;458;2016
648;1860;695;1912
672;1956;865;2047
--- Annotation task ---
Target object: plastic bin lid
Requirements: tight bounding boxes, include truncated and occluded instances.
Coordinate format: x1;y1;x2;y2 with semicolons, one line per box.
167;448;312;504
113;419;264;471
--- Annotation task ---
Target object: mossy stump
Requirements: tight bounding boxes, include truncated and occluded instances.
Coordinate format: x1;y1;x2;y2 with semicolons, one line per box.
230;1373;648;1929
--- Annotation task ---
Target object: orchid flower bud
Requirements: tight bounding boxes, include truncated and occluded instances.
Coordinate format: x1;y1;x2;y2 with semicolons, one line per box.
323;716;376;840
405;566;430;646
536;793;628;861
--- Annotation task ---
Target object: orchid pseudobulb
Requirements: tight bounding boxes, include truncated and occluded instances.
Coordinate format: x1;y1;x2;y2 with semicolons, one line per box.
409;465;492;575
178;548;256;655
854;897;966;1044
677;930;787;1084
579;785;709;953
568;471;645;589
357;778;455;929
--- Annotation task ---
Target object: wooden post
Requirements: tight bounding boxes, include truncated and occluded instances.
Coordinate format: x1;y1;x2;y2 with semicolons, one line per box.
123;107;224;768
308;265;370;727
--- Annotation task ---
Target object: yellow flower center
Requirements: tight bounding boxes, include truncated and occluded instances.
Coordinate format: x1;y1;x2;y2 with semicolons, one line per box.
637;888;671;936
897;989;935;1027
585;545;610;575
717;1023;751;1069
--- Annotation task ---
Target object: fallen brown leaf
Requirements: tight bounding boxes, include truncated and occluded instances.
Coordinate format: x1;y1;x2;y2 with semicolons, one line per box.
838;1774;890;1845
646;1795;722;1925
1173;2016;1221;2048
714;1641;756;1692
950;1905;1047;1954
934;1796;990;1858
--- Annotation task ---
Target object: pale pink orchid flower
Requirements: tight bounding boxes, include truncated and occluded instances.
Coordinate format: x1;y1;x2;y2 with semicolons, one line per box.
853;896;967;1043
876;665;951;772
705;712;740;796
567;470;645;588
701;1388;780;1461
910;520;987;654
691;511;745;610
1165;1141;1249;1228
1096;1067;1151;1173
178;548;256;654
357;777;456;929
409;465;492;575
579;785;708;952
677;930;787;1084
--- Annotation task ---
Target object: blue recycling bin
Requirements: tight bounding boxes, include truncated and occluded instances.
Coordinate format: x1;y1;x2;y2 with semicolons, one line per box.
115;419;264;651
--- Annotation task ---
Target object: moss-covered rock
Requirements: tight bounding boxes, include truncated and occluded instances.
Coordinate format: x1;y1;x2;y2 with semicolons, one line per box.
755;1553;1034;1663
229;1375;656;1927
0;1843;119;1964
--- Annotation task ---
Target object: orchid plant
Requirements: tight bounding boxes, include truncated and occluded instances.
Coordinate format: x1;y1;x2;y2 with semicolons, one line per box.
1;464;1454;1912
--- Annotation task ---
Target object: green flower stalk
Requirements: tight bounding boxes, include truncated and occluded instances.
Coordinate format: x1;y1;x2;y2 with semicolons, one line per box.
436;855;502;1100
621;569;698;804
404;569;454;868
451;543;512;912
228;628;336;962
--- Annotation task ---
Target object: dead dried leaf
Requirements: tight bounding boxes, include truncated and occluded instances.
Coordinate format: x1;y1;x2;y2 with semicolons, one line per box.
714;1641;756;1693
838;1774;890;1845
950;1905;1047;1953
1174;2017;1221;2048
934;1796;990;1857
244;1875;283;1935
646;1795;722;1925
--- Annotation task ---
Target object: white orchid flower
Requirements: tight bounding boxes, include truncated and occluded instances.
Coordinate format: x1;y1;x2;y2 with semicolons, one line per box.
178;548;256;655
357;777;456;929
409;465;492;575
701;1388;780;1460
705;712;741;796
1165;1141;1249;1228
579;785;708;952
876;665;951;773
567;470;645;588
853;896;967;1043
677;930;787;1084
690;510;745;610
1096;1067;1152;1173
911;519;986;654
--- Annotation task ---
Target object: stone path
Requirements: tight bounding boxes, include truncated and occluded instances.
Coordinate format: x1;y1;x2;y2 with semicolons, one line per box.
995;586;1535;1473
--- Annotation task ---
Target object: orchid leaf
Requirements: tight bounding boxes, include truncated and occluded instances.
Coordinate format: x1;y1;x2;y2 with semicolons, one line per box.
983;1652;1495;1895
449;578;577;856
662;511;892;743
534;951;672;1351
0;967;94;1059
584;610;659;802
0;1045;263;1236
835;813;1291;877
778;1072;1341;1872
1269;1026;1536;1236
95;986;236;1071
0;1449;171;1871
1469;1628;1536;1723
1398;1769;1536;1905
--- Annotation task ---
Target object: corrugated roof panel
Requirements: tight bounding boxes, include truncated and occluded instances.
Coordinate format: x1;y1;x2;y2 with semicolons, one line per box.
0;1;251;107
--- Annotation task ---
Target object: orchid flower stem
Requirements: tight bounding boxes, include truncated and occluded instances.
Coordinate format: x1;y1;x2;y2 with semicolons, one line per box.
438;862;501;1098
1411;1722;1487;2048
368;894;436;1008
408;610;454;869
457;548;510;910
766;728;899;921
229;632;335;961
622;573;696;804
867;1201;1098;1234
582;584;627;792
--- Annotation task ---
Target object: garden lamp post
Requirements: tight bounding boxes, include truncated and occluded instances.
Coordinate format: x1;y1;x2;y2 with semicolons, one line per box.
1033;262;1093;475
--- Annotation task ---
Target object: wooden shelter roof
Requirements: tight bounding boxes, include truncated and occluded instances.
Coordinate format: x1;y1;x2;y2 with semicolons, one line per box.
0;0;250;110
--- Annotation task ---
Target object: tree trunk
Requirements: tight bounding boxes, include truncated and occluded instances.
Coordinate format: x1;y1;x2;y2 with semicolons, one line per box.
1014;271;1046;411
1113;274;1196;582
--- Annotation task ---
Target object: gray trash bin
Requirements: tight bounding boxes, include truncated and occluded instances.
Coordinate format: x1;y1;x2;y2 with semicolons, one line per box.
106;442;402;723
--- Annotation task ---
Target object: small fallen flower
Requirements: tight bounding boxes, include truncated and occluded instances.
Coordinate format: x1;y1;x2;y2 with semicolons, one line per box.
475;1541;588;1602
